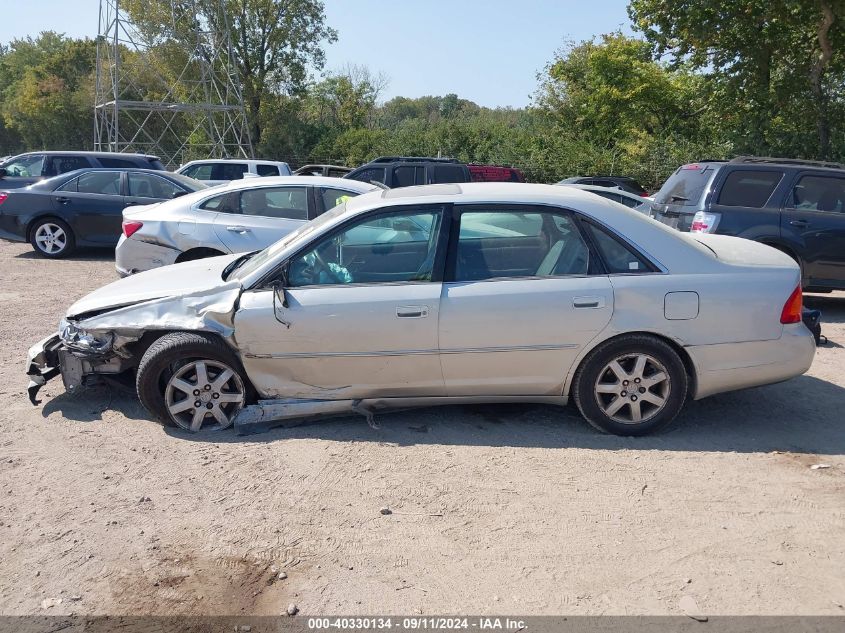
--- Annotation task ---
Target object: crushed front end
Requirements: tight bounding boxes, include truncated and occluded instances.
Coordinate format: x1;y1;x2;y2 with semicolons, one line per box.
25;319;137;405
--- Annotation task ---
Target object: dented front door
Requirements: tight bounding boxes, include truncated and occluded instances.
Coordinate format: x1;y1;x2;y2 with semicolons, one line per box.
233;284;444;400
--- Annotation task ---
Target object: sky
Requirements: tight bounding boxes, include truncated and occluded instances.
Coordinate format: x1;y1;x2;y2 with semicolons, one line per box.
0;0;633;108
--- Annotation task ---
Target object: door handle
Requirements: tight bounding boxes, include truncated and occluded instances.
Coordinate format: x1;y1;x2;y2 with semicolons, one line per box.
226;225;251;233
789;219;809;227
55;196;70;205
396;305;429;318
573;296;606;309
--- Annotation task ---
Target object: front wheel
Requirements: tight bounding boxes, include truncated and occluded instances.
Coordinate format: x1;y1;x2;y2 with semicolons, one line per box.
571;335;688;436
136;332;250;432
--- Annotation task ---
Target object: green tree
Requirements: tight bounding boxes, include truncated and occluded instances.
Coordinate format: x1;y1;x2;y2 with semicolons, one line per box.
629;0;845;159
0;33;96;150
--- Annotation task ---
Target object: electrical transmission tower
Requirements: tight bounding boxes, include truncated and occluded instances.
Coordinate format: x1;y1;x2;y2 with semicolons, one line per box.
94;0;253;167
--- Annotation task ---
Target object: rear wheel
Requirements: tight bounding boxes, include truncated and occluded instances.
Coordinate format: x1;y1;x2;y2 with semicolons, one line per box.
572;335;688;436
136;332;249;432
30;218;75;258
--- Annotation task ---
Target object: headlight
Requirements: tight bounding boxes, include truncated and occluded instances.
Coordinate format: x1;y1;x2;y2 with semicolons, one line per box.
60;319;114;354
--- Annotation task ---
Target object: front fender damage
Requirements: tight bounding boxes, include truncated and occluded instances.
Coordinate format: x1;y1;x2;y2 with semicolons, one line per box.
27;283;243;405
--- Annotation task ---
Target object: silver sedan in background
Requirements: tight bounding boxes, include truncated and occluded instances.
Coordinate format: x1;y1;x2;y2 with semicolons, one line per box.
29;183;815;437
115;176;379;275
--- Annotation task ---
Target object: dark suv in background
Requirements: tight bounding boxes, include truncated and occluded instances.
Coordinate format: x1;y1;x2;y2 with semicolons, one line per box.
651;156;845;291
345;156;471;188
0;151;165;189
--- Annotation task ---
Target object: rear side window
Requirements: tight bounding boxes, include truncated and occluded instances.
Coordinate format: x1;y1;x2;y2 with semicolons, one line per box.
583;222;653;274
199;193;228;211
433;164;466;184
72;171;122;195
392;166;423;187
239;186;308;219
349;167;385;184
789;175;845;213
215;163;249;181
717;170;783;208
654;165;716;206
319;187;357;213
454;209;589;280
48;155;91;176
256;163;280;177
128;172;183;199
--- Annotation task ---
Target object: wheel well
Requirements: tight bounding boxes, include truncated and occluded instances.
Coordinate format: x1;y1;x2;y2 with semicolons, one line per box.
759;240;800;265
175;247;226;263
131;330;258;394
27;215;69;241
573;331;698;397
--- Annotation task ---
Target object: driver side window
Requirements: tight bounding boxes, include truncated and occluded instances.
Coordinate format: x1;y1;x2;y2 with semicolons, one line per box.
288;209;443;287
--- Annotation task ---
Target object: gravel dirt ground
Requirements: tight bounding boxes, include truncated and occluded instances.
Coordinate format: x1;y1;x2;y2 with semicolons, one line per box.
0;239;843;617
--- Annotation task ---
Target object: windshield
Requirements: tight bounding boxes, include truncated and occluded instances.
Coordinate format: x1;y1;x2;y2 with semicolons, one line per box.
228;202;350;280
166;172;209;191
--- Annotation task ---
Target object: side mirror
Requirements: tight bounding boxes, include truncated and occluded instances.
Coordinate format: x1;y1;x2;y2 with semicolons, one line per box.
171;190;189;199
0;168;6;178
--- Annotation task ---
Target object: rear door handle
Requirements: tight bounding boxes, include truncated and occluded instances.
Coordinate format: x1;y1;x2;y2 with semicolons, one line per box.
396;305;429;318
573;296;606;309
226;225;251;233
55;196;70;205
789;219;809;227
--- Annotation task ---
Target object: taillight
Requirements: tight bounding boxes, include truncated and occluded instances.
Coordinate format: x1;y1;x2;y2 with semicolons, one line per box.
122;220;143;237
0;193;7;205
780;285;803;324
690;211;719;233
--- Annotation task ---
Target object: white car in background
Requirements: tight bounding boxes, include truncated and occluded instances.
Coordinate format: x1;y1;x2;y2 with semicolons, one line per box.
176;159;292;186
557;182;651;213
29;183;815;437
115;176;379;275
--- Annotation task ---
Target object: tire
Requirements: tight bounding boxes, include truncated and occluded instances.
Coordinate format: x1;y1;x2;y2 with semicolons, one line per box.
136;332;251;432
29;217;76;258
571;334;688;436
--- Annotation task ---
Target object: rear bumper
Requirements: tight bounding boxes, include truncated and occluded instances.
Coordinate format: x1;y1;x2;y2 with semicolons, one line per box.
115;235;180;276
688;323;816;400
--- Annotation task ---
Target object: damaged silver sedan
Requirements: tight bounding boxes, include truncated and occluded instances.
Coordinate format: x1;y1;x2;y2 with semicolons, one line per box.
27;183;816;436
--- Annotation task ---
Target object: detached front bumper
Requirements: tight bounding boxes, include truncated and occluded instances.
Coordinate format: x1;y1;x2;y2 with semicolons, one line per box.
26;333;125;405
26;334;64;404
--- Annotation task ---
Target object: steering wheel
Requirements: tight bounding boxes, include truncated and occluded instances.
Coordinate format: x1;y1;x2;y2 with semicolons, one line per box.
311;250;344;284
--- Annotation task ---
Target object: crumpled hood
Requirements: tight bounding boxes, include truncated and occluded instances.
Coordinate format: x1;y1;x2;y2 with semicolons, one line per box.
67;254;240;318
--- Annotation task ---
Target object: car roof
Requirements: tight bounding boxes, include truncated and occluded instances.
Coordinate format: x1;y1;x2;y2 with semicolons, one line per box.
180;158;287;165
214;175;379;193
9;151;159;159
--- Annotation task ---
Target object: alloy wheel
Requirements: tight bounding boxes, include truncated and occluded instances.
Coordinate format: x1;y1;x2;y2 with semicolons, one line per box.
593;353;671;424
34;223;67;255
164;359;245;431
